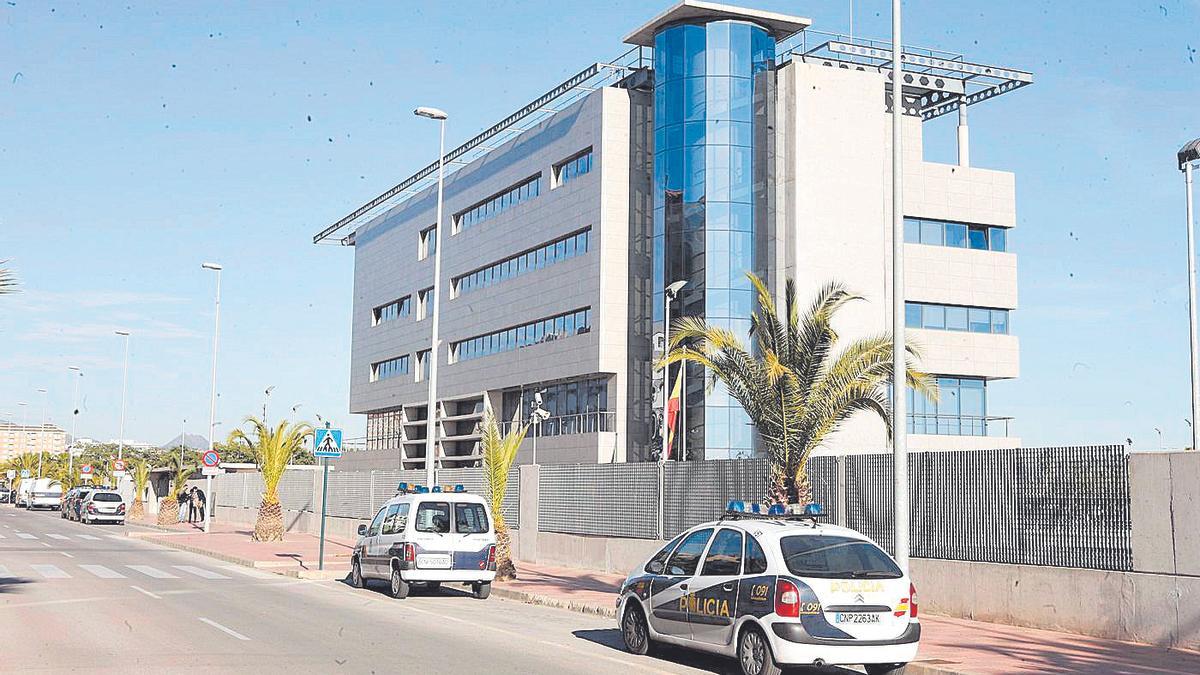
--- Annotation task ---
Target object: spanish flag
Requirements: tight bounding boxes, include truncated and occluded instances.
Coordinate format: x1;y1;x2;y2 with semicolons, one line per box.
665;365;684;459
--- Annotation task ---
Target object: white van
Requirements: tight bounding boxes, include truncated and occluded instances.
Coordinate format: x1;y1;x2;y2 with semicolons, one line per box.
25;478;63;510
350;484;497;600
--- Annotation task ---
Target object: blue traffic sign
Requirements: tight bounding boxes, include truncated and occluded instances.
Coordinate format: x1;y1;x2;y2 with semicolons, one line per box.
314;428;343;458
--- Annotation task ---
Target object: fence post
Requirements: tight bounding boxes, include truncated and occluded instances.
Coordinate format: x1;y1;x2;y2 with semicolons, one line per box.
836;453;848;527
369;471;376;516
657;461;665;540
241;473;248;509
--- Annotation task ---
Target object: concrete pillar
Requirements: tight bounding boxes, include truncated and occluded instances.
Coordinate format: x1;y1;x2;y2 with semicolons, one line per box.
956;102;970;168
517;464;540;563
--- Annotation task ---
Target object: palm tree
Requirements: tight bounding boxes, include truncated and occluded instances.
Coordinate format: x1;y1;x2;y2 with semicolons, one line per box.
156;453;194;525
0;260;17;295
130;458;150;520
663;274;937;505
479;410;528;580
227;416;313;542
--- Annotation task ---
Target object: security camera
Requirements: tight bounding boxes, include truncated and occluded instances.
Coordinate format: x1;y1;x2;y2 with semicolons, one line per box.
533;392;543;407
533;409;551;422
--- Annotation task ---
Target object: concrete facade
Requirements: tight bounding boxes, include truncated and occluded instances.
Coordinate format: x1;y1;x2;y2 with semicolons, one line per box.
0;422;67;462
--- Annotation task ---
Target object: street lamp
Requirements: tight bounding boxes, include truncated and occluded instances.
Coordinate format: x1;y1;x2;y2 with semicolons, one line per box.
529;391;549;465
202;262;223;534
415;105;448;491
36;388;47;479
1180;138;1200;451
68;366;82;477
890;0;910;573
660;280;687;462
291;405;302;426
114;330;131;460
263;385;275;422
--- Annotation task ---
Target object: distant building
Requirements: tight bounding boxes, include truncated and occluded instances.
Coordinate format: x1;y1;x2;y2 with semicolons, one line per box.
316;1;1030;467
0;421;68;462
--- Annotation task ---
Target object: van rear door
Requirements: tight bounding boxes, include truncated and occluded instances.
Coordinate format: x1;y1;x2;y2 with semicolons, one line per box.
411;500;454;570
450;501;493;571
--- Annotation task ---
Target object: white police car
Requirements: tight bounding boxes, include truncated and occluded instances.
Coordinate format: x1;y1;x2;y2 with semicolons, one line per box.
617;502;918;675
350;483;497;600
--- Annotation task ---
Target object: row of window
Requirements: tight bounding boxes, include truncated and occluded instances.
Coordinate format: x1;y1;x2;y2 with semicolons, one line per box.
905;302;1010;335
454;174;542;233
904;216;1008;252
554;148;592;186
372;295;411;325
500;376;610;436
454;229;591;297
908;377;989;436
370;355;410;382
453;308;592;363
366;500;489;536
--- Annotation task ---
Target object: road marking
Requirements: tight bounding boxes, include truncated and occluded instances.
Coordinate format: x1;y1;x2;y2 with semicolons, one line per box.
0;532;6;538
0;564;11;578
80;565;125;579
174;565;230;580
46;533;69;540
59;552;73;558
198;617;250;641
77;534;101;541
40;542;52;548
15;532;36;539
218;565;278;579
30;564;70;579
130;585;162;600
126;565;177;579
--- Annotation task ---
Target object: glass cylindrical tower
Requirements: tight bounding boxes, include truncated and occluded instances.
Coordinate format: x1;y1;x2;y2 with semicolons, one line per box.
653;20;775;459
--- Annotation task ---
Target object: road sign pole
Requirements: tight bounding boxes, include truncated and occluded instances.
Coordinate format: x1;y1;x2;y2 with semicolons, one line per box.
204;473;212;533
318;456;329;571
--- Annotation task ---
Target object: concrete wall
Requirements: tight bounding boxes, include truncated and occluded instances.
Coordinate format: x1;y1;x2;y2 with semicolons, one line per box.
1130;450;1200;575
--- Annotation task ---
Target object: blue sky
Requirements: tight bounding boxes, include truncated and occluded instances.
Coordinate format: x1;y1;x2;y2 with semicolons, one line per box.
1;1;1197;449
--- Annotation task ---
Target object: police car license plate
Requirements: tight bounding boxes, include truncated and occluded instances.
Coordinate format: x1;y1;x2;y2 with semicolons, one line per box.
416;554;452;569
834;612;880;624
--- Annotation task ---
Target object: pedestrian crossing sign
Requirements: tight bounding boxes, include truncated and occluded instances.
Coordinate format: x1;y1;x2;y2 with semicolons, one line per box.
314;428;343;458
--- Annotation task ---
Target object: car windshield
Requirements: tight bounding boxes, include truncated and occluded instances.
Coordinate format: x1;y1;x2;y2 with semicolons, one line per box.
779;535;903;579
92;493;122;502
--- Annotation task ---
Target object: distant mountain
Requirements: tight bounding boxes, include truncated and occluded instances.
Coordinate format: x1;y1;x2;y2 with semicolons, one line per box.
159;433;210;450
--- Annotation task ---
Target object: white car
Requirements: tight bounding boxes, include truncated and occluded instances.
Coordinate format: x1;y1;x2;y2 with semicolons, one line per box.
26;479;63;511
350;484;497;600
617;503;919;675
80;490;126;524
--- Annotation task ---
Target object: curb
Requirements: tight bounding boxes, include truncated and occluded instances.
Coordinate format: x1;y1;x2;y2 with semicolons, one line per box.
489;586;617;618
128;529;353;579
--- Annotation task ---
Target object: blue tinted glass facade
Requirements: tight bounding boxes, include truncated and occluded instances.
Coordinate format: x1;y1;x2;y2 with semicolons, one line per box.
653;20;774;460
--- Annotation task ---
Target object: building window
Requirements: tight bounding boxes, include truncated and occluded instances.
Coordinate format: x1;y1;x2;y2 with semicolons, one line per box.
904;217;1009;252
366;409;404;451
499;375;611;436
451;307;591;363
416;287;434;321
370;355;410;382
453;228;590;297
553;148;592;187
419;225;437;261
372;295;411;326
416;349;431;382
453;174;542;233
909;377;989;436
905;302;1009;335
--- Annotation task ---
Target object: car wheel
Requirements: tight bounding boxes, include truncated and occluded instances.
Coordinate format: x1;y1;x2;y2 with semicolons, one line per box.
738;626;782;675
472;582;491;600
350;559;365;589
388;567;410;599
865;664;908;675
621;603;654;656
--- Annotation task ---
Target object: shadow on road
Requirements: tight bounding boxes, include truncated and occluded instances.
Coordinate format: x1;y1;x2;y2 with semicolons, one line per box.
0;577;34;594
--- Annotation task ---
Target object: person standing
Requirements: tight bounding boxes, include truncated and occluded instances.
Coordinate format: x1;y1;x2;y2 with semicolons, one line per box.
178;487;190;523
194;487;207;524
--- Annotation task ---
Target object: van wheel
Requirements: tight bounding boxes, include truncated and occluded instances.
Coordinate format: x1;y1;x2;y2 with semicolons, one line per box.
865;664;908;675
472;582;491;599
389;568;410;599
738;626;782;675
621;603;654;656
349;559;365;589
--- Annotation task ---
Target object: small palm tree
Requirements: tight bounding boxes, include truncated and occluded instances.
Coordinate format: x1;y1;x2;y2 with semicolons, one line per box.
664;274;937;505
480;410;528;580
156;454;194;525
227;416;313;542
130;458;151;520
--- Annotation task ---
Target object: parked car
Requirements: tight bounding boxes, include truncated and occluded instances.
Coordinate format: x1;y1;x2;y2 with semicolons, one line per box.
80;490;126;525
616;503;919;675
26;479;63;511
350;484;497;600
0;486;10;504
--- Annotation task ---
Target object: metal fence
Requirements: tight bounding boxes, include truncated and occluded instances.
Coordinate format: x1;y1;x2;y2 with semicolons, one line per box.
540;463;659;538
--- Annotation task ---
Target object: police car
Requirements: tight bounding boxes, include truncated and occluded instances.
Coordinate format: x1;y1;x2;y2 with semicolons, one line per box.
617;502;918;675
350;483;497;600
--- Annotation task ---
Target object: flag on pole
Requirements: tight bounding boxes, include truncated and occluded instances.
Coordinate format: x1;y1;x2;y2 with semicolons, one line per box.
665;365;684;459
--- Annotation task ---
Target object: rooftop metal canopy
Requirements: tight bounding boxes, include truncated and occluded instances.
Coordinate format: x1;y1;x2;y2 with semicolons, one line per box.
623;0;811;47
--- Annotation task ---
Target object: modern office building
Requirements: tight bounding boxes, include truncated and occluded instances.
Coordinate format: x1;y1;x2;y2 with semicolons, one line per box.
0;421;68;463
315;1;1030;468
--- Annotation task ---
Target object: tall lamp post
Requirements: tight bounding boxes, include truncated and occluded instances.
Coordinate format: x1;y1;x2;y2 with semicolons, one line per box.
202;262;223;534
660;280;688;462
114;330;131;460
415;105;448;490
68;367;82;477
1180;138;1200;451
36;388;47;478
890;0;910;572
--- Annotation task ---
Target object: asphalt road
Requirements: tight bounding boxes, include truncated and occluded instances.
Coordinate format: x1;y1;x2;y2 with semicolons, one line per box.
0;505;780;674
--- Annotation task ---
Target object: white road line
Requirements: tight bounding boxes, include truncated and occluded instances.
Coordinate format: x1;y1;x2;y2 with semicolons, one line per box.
59;552;73;558
46;533;69;540
198;617;250;641
0;532;6;538
15;532;36;539
0;564;11;578
218;565;278;579
40;542;52;548
79;565;125;579
30;564;70;579
130;585;162;600
126;565;177;579
77;534;101;541
173;565;230;580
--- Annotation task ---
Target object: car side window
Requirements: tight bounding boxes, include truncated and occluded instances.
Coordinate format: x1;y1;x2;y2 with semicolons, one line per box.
744;534;769;574
380;503;403;535
367;506;388;537
700;528;744;576
644;533;685;574
665;528;713;577
384;503;410;535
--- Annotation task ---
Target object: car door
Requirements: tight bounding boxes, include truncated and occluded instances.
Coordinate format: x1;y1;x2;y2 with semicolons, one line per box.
690;528;744;646
649;527;713;639
410;500;453;570
373;503;404;569
451;501;492;570
362;506;389;576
